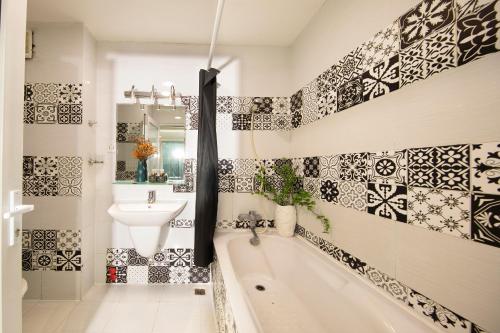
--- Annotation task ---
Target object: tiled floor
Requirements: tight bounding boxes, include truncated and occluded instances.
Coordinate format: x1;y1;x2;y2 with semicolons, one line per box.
22;284;216;333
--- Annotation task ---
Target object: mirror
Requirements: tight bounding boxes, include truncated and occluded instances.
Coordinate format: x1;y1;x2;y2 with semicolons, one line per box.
115;103;186;183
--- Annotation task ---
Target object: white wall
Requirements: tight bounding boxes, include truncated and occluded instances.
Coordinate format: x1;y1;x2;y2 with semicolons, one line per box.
23;22;97;300
94;42;292;282
288;0;500;331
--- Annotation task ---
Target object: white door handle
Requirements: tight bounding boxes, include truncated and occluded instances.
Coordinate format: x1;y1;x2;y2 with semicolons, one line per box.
3;190;34;246
3;204;34;219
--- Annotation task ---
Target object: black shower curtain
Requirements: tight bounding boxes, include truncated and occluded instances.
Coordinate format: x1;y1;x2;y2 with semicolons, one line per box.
194;68;219;267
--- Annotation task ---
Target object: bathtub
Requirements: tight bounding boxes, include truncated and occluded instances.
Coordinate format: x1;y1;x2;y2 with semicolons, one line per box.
213;231;443;333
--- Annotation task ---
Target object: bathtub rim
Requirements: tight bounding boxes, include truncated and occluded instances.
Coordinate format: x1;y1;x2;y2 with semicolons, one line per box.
213;230;445;333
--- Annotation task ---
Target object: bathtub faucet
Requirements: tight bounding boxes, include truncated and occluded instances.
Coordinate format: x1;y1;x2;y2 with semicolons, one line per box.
237;210;261;246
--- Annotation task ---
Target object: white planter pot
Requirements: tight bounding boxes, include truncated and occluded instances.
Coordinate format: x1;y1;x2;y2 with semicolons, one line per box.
274;205;296;237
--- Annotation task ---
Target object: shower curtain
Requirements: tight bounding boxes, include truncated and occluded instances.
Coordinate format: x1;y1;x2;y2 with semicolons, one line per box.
194;68;219;267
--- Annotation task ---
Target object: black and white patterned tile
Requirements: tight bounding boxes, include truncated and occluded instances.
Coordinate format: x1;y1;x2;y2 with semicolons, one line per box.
367;150;407;184
337;77;364;112
303;157;320;178
271;97;290;114
217;96;233;113
128;248;149;266
148;250;169;266
272;114;292;131
31;229;57;250
24;102;35;124
232;97;253;114
127;266;149;284
362;55;400;102
35;103;57;124
148;266;169;284
319;155;340;180
425;25;457;78
302;177;320;200
337;47;365;85
56;230;81;250
399;0;455;50
302;80;319;125
408;187;471;238
400;38;427;86
362;20;400;71
218;175;235;193
32;83;59;104
232;113;251;130
408;144;470;191
338;181;367;211
320;179;340;203
168;266;191;284
457;1;499;65
364;266;410;303
367;183;407;222
22;249;32;271
339;152;368;182
471;193;500;247
166;248;193;267
56;250;82;271
32;250;56;271
252;114;273;131
106;248;129;267
471;142;500;194
170;219;194;228
58;83;82;104
190;266;210;283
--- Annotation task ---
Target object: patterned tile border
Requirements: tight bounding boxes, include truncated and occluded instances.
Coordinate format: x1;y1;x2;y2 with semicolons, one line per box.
24;83;83;125
105;247;210;284
288;0;500;129
294;224;489;333
211;254;238;333
23;156;83;197
22;229;82;272
215;142;499;249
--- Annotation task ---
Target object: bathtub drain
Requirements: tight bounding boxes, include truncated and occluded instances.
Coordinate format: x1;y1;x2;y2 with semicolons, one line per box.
255;285;265;291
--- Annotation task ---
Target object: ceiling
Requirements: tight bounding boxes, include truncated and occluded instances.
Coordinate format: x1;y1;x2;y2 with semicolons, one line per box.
27;0;325;46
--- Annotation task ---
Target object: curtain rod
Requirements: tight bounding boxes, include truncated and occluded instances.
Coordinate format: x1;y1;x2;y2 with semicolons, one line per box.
207;0;225;70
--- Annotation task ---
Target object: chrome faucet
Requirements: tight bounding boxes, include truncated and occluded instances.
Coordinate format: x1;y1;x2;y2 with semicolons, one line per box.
147;190;156;204
238;210;262;246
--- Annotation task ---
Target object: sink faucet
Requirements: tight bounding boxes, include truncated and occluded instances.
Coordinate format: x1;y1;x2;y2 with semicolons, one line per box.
147;190;156;204
237;210;262;246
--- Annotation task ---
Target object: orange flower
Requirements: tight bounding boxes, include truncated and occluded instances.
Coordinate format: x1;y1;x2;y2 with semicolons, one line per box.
132;137;157;160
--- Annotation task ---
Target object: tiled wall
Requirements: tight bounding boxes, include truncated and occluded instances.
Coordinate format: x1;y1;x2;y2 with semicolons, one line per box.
24;83;83;125
288;0;500;130
22;230;82;272
282;0;500;332
22;156;83;197
105;220;210;284
23;22;97;299
294;142;499;248
294;224;487;333
211;255;237;333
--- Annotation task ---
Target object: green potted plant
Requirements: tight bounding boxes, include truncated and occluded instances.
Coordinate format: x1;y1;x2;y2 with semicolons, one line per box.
254;162;330;237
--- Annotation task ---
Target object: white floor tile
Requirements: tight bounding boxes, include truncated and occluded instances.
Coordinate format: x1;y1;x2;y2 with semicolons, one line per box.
23;284;216;333
102;301;159;333
152;301;200;333
23;301;78;333
58;301;116;333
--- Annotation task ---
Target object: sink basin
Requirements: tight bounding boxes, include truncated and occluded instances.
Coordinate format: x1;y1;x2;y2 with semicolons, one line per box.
107;200;187;257
108;201;187;226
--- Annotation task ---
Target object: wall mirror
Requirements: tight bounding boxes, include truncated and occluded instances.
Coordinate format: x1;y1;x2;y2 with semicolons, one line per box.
115;103;186;183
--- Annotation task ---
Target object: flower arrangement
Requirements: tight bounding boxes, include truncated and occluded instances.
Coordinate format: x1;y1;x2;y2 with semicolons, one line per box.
132;137;157;160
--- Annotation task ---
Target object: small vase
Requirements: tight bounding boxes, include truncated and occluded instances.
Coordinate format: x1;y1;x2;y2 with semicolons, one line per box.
136;159;147;183
274;205;296;237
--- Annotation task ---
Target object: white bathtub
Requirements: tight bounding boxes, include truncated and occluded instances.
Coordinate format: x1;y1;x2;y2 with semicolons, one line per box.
213;231;443;333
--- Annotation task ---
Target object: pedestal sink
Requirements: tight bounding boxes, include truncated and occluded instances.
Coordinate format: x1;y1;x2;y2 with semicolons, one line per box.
107;200;187;257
